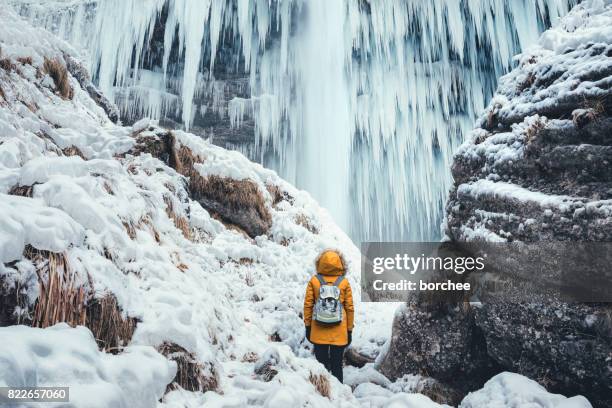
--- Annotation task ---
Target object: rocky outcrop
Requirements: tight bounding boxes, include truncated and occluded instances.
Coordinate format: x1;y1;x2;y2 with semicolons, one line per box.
381;2;612;407
126;126;272;238
65;55;120;123
378;302;500;406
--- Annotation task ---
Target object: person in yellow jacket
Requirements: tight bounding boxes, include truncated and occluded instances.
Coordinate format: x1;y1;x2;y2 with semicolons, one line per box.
303;249;354;383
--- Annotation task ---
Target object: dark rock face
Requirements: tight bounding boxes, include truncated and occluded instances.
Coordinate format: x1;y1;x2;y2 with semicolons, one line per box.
474;302;611;402
65;55;120;123
378;303;500;406
113;6;269;158
381;3;612;407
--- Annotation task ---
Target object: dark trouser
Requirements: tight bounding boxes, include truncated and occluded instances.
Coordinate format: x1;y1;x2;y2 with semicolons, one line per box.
313;344;345;383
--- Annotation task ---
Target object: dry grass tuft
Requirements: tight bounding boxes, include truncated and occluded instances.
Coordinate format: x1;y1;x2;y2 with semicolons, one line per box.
295;213;318;234
62;145;85;159
573;97;606;128
309;372;331;398
266;183;293;206
127;131;271;237
525;117;547;145
123;221;137;240
191;175;270;223
86;295;138;352
17;56;33;65
241;352;259;363
23;246;137;352
254;360;278;382
139;216;161;243
43;57;73;100
164;196;191;239
26;246;88;329
8;184;34;197
0;58;16;72
172;142;271;237
158;342;219;393
516;72;536;93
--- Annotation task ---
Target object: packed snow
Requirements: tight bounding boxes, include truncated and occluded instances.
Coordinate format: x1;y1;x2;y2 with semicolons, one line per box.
460;373;593;408
0;324;175;408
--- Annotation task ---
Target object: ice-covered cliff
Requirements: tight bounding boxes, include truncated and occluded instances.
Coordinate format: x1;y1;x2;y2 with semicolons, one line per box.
9;0;577;242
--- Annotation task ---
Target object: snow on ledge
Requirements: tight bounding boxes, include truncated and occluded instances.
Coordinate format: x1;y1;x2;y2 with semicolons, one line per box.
457;179;576;209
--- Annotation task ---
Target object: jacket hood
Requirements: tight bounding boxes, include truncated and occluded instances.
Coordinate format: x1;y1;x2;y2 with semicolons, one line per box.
315;250;347;276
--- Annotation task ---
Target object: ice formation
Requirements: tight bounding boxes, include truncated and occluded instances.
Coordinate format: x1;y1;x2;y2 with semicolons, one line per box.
9;0;577;241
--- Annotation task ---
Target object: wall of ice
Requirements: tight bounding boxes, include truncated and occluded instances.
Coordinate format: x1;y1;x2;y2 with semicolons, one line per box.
11;0;575;241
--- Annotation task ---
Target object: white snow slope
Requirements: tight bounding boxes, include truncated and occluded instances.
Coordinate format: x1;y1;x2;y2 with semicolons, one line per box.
0;5;594;408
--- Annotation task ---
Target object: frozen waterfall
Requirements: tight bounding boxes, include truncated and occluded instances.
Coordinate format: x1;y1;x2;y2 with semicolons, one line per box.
11;0;576;242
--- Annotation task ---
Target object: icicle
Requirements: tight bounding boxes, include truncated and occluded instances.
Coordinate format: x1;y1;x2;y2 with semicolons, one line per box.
14;0;577;242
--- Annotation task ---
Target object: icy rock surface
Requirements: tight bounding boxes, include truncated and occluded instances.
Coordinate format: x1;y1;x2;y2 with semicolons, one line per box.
9;0;577;242
383;2;611;406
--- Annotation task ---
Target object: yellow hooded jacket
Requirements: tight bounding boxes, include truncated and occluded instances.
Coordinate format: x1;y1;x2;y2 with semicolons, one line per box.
303;250;354;346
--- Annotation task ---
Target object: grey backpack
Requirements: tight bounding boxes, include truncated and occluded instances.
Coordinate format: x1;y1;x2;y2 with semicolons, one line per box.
313;274;344;325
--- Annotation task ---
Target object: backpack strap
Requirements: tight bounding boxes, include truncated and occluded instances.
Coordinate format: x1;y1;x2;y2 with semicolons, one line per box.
315;274;344;287
315;274;327;286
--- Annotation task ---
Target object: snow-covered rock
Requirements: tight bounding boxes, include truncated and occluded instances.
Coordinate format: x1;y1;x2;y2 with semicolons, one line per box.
382;1;610;406
460;372;592;408
0;323;175;408
447;0;612;243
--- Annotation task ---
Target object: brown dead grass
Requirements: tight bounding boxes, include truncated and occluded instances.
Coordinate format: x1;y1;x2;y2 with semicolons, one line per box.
525;117;547;145
8;184;34;197
309;372;331;398
123;221;137;240
164;196;191;239
139;216;161;243
266;183;294;206
128;132;271;238
516;72;536;93
26;246;88;328
158;342;219;393
24;246;137;352
43;57;73;100
17;56;33;65
241;351;259;363
86;295;138;352
295;213;318;234
172;143;271;235
0;58;16;72
62;145;85;159
191;174;270;222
